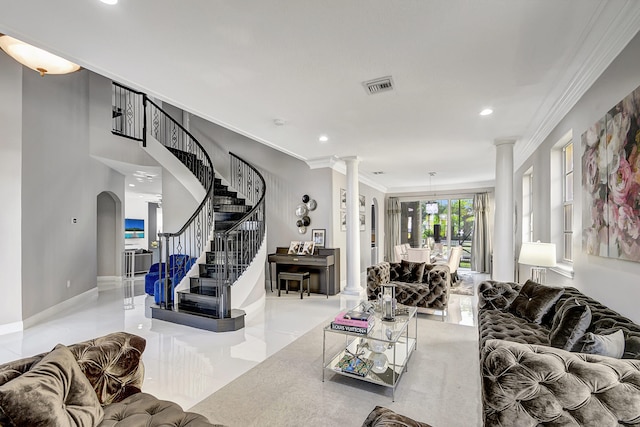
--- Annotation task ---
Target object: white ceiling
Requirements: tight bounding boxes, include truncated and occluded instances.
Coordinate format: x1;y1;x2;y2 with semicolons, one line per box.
2;1;640;193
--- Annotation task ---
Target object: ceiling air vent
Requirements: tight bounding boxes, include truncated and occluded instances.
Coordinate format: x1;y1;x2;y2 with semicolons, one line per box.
363;76;394;95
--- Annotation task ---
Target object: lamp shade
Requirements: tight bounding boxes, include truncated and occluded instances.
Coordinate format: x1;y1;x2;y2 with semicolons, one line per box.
518;242;557;267
0;35;80;76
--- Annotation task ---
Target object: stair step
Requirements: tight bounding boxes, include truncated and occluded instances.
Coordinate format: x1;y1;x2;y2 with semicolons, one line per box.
212;196;245;205
199;263;244;278
214;204;251;213
215;212;246;222
214;189;238;198
177;286;230;318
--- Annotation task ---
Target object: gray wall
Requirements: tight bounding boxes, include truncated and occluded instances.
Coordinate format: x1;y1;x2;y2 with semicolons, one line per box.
189;117;333;253
0;64;126;321
0;52;23;327
516;32;640;323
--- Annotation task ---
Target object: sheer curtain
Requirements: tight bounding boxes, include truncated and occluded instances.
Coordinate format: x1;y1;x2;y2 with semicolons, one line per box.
471;193;492;273
385;197;401;262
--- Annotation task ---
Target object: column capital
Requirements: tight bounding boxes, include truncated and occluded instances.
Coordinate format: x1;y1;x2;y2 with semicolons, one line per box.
493;139;516;147
340;156;361;164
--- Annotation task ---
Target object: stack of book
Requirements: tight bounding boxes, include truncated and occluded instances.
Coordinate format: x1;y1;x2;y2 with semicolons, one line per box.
330;308;374;335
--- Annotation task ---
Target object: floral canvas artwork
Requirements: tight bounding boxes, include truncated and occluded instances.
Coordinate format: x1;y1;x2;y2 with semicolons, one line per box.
582;84;640;262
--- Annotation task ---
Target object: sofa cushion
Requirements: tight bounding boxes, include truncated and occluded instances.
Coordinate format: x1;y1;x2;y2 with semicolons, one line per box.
0;344;103;427
478;280;520;310
400;260;426;283
99;392;220;426
549;298;592;351
361;405;432;427
478;309;550;348
509;280;564;324
68;332;146;405
580;329;625;358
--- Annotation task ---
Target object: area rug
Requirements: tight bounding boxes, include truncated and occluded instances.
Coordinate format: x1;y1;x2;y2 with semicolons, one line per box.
450;272;476;296
189;317;481;427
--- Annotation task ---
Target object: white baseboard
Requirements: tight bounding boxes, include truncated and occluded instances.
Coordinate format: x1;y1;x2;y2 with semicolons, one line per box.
22;288;99;330
0;320;24;336
97;276;124;291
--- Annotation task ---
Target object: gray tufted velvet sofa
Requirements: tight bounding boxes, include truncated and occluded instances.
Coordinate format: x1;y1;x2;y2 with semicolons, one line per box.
0;332;222;426
478;280;640;426
366;260;451;318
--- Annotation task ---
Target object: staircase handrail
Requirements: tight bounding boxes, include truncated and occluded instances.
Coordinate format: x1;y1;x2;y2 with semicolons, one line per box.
224;152;266;234
146;98;214;237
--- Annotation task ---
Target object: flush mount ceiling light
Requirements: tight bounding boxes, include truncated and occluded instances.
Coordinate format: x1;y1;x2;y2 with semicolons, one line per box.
0;34;80;77
318;135;329;142
480;108;493;116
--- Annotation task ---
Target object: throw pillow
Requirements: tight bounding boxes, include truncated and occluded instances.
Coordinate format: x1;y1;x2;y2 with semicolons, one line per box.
510;280;564;324
362;406;433;427
0;344;104;426
581;329;625;358
389;262;403;281
549;298;592;351
400;260;426;283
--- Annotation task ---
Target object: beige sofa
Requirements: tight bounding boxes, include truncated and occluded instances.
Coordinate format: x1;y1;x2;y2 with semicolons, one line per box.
0;332;221;426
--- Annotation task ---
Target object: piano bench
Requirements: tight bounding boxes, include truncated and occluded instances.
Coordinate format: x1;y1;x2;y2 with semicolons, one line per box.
278;271;311;299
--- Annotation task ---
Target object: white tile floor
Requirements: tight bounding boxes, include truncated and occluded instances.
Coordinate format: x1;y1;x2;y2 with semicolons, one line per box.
0;272;484;410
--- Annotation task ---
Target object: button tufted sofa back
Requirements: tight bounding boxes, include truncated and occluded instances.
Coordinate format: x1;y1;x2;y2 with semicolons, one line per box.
0;332;146;405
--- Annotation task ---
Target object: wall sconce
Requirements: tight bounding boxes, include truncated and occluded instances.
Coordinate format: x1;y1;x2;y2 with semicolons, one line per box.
0;34;80;77
518;241;557;284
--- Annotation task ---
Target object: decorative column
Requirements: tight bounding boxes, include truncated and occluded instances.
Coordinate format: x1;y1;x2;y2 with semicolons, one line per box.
343;156;362;295
493;139;515;281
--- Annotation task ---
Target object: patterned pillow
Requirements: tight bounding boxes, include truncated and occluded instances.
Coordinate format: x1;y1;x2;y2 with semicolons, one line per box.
0;344;103;426
400;260;426;283
549;298;592;351
389;262;403;281
362;406;432;427
510;280;564;324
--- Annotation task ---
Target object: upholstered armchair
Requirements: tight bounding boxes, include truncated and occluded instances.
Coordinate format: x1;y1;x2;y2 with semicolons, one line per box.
144;254;194;299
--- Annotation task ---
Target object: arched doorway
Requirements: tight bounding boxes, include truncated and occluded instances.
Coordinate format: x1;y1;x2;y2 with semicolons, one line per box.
97;191;123;279
371;197;379;264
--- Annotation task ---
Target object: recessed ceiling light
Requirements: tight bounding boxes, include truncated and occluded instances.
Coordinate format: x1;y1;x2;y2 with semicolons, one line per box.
129;184;135;187
480;108;493;116
100;0;118;4
319;135;329;142
273;119;286;126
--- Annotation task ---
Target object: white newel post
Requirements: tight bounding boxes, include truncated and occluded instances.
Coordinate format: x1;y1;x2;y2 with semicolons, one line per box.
343;156;362;295
493;139;515;281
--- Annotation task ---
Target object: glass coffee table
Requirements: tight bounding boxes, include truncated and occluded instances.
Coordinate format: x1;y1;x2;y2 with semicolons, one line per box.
322;303;418;401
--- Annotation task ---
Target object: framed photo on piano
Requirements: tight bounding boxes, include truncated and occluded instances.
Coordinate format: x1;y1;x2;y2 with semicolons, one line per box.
312;229;326;248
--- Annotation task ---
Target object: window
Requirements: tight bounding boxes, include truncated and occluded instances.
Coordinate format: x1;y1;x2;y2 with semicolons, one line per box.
522;168;533;243
400;197;473;268
562;142;573;262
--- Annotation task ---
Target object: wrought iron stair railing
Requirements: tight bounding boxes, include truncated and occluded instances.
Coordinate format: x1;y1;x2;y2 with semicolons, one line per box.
112;82;266;326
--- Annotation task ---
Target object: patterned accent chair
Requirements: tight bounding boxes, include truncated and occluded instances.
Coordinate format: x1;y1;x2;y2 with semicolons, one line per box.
366;261;451;320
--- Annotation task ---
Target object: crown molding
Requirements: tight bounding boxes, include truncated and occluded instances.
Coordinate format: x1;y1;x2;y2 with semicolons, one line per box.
515;1;640;168
305;156;387;192
387;179;495;195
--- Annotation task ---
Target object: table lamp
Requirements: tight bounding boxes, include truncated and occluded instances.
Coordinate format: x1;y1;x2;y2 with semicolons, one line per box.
518;241;556;284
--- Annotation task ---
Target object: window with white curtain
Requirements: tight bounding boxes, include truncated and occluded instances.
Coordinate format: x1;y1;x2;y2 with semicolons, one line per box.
562;141;574;262
522;167;534;243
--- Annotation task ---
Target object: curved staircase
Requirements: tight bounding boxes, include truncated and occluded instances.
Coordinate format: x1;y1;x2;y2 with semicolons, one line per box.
112;82;265;332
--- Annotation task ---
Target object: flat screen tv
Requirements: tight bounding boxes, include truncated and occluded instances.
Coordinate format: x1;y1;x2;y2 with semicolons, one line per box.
125;218;144;239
